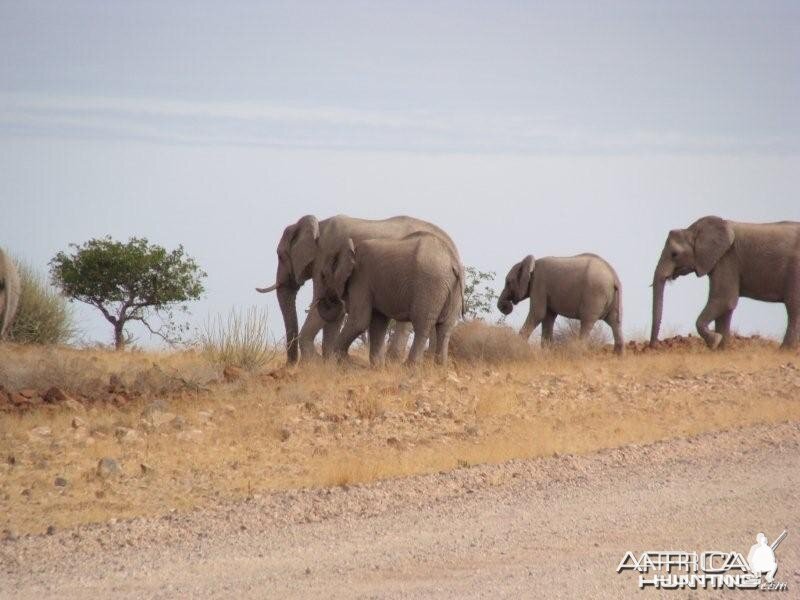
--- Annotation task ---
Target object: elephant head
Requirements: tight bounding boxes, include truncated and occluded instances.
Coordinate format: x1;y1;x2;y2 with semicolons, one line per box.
317;238;356;323
497;255;535;315
255;215;320;363
650;216;735;346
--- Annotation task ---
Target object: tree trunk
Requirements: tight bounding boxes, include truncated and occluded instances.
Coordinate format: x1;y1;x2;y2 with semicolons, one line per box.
114;322;125;350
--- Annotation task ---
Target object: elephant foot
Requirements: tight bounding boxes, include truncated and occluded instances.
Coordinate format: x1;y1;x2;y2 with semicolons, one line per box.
705;332;723;350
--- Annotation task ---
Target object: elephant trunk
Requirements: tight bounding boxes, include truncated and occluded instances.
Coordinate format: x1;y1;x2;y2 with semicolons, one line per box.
497;289;513;316
277;285;300;364
650;248;677;347
650;277;666;347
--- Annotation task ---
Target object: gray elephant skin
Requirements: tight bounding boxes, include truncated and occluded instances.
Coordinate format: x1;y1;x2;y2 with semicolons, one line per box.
315;232;464;366
0;247;21;340
650;216;800;350
497;253;624;354
256;215;461;364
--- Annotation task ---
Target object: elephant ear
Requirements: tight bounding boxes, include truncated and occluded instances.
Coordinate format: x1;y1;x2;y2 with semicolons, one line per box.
691;216;734;277
332;238;356;297
287;215;320;283
515;255;535;299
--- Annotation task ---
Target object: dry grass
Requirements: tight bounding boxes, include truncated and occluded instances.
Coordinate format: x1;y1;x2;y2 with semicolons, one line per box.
449;319;533;363
197;306;277;371
1;339;799;534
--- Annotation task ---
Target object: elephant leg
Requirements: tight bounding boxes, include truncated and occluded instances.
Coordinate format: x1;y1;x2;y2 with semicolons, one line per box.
434;321;454;365
321;311;345;359
783;301;799;350
520;301;545;342
386;321;411;362
334;310;371;361
298;308;326;361
406;319;435;366
540;311;557;347
579;319;597;342
696;300;734;350
368;313;390;367
714;309;734;349
605;316;624;355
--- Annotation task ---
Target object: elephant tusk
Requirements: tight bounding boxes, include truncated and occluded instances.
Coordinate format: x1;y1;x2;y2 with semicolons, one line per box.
305;299;320;314
255;283;279;294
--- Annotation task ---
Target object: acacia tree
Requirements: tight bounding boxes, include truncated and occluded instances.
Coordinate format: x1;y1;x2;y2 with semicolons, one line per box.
50;237;205;349
463;266;497;320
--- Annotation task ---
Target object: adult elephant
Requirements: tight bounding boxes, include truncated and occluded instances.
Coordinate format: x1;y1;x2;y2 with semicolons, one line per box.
650;216;800;350
0;247;21;340
256;215;461;364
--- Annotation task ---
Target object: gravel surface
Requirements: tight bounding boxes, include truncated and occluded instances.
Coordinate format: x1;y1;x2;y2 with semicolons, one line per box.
2;421;799;599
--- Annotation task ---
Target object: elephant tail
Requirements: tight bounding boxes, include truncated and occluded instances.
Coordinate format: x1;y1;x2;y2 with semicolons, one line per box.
611;279;622;324
452;264;465;320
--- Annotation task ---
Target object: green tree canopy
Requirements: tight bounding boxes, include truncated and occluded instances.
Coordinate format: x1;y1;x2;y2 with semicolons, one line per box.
50;237;205;349
463;266;497;320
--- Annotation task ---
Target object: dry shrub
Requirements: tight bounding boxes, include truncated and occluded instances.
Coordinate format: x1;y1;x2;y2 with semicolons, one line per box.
198;306;277;370
9;259;75;345
448;319;533;363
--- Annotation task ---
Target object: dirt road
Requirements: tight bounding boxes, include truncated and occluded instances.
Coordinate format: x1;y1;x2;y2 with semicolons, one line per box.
3;421;799;599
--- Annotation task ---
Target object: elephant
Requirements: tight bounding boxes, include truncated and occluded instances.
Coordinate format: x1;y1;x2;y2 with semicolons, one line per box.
315;232;464;366
497;253;624;354
650;216;800;350
256;215;461;364
0;247;21;340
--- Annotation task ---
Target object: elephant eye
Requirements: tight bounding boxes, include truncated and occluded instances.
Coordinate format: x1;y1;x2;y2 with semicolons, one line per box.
671;251;678;259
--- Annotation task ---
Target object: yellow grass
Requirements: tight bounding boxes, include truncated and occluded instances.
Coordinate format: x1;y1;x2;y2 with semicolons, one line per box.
1;340;799;534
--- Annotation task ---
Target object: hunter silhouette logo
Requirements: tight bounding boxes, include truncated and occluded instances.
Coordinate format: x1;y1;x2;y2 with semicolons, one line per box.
617;529;789;591
747;531;786;584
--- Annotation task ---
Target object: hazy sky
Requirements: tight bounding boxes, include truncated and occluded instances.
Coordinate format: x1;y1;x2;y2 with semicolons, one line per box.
2;1;799;346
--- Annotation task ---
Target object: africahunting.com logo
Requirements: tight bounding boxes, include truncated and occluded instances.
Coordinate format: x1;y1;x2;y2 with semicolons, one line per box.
617;530;789;591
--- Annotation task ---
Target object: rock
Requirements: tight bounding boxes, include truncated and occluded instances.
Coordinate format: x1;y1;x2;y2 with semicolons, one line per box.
141;399;170;418
386;437;401;449
46;525;56;536
279;428;291;442
114;427;141;445
54;476;67;487
1;528;17;542
172;415;187;430
140;462;155;475
150;411;177;428
43;387;71;404
28;426;52;440
18;388;38;399
96;457;120;478
447;373;461;385
63;398;85;412
197;410;214;423
71;416;87;429
176;429;204;443
465;425;481;437
223;365;244;383
108;374;125;392
222;404;236;415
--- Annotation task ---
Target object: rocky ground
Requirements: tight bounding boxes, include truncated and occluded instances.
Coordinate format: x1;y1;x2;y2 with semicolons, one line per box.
2;421;798;599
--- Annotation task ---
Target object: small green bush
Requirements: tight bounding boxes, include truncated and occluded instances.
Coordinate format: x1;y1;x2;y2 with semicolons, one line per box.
10;259;75;344
198;306;276;370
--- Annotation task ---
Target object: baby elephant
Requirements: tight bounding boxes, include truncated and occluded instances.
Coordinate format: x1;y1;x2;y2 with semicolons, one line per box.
316;232;463;366
497;254;624;354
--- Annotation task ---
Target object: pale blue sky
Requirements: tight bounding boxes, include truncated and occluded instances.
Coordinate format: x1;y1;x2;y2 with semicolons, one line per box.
1;1;799;345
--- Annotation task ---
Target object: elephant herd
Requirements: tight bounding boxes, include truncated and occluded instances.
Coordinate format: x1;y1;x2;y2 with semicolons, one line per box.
256;214;800;366
2;214;798;360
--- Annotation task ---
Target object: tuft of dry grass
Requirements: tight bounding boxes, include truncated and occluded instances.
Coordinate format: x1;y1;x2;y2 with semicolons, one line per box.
1;339;798;535
449;319;533;363
9;258;76;345
197;306;277;371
